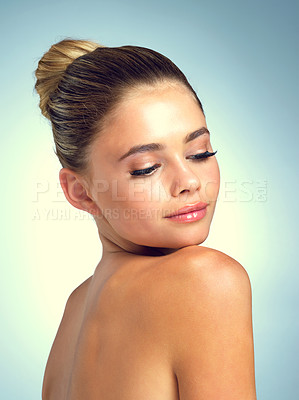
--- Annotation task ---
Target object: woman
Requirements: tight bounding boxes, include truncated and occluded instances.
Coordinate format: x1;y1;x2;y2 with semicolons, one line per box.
35;39;257;399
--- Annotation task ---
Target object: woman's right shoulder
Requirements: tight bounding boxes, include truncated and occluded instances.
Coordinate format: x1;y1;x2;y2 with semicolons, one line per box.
149;245;256;399
156;245;253;328
140;245;252;330
161;244;250;283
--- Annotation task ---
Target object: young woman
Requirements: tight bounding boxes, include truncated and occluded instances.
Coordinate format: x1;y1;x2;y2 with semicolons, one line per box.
35;39;257;400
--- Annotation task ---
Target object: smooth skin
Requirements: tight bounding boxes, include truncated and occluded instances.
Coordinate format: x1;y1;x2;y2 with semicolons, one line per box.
42;83;257;399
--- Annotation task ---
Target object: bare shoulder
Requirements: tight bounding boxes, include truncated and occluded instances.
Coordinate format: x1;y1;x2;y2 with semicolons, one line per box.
182;244;251;285
125;245;253;337
162;244;254;333
130;245;252;322
173;244;250;271
66;276;93;307
161;246;251;297
145;246;256;400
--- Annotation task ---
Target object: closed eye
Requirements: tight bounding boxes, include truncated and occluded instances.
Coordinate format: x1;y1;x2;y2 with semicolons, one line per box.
187;150;217;160
129;150;217;177
130;163;161;177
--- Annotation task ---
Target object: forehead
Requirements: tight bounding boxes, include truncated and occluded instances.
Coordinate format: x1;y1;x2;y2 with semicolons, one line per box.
92;84;206;159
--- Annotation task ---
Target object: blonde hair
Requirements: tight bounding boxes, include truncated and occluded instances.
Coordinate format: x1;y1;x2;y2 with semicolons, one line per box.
34;38;203;174
35;39;101;120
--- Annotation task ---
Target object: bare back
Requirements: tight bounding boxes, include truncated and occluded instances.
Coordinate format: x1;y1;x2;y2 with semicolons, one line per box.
42;245;256;400
42;249;184;400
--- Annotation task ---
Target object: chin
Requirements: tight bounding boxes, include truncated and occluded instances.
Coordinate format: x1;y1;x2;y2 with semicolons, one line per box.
136;229;210;250
170;235;208;249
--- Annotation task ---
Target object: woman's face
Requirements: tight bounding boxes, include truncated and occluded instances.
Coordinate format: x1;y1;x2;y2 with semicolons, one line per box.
87;83;220;252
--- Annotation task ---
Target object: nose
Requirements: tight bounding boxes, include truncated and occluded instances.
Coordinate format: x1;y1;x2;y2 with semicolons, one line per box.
169;157;201;197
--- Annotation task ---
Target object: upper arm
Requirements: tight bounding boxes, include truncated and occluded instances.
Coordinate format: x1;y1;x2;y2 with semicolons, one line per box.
165;247;257;400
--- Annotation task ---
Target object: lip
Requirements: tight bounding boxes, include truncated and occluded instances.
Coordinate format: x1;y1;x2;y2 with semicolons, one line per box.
164;202;208;218
164;207;207;223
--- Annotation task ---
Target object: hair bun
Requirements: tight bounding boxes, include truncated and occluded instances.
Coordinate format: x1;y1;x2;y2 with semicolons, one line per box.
34;39;101;120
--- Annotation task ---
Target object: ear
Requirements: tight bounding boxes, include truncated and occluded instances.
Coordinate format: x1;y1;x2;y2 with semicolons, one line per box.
59;168;101;216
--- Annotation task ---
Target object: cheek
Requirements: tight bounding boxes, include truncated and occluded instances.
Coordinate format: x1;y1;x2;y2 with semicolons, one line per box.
202;161;220;202
98;178;158;212
100;182;159;237
105;179;167;229
114;179;163;205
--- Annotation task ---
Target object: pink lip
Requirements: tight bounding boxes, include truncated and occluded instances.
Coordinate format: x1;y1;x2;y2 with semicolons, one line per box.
164;202;208;218
165;207;207;223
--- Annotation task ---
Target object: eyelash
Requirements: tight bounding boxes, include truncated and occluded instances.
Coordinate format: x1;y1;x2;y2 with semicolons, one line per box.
129;150;218;176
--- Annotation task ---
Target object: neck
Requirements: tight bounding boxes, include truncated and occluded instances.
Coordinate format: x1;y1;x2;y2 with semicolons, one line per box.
98;232;178;260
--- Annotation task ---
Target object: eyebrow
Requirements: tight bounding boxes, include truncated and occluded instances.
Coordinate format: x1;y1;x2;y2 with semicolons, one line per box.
118;127;210;162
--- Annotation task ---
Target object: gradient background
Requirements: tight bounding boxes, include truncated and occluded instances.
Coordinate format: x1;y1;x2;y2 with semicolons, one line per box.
1;0;298;398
